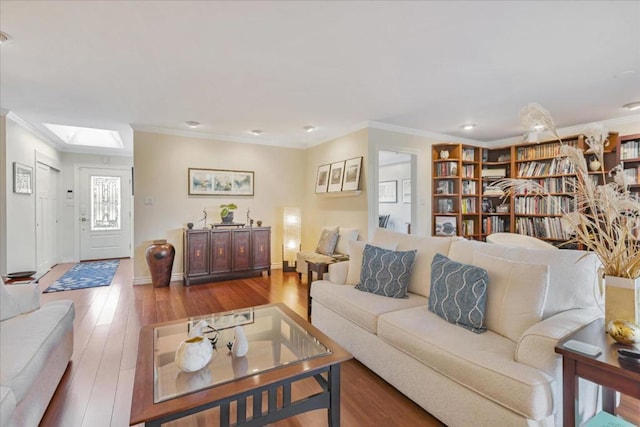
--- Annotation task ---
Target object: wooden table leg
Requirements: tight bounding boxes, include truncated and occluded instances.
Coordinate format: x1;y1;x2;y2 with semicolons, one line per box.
603;387;616;414
307;269;313;319
563;357;578;426
328;364;341;427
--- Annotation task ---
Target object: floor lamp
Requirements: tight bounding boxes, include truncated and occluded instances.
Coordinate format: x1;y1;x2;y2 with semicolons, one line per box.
282;207;301;272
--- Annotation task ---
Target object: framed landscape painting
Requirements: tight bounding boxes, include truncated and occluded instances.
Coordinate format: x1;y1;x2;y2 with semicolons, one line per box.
188;168;254;196
435;216;457;236
341;156;363;191
315;164;330;193
13;162;32;194
378;180;397;203
327;161;345;192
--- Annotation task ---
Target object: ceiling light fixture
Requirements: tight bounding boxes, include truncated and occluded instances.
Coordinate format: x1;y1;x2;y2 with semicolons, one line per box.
303;125;316;132
460;123;476;131
185;121;200;128
0;32;10;44
250;129;263;135
533;124;546;131
623;102;640;111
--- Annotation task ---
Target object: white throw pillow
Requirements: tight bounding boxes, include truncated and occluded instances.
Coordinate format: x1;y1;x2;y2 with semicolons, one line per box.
473;252;550;342
335;227;359;255
0;280;19;321
345;240;398;285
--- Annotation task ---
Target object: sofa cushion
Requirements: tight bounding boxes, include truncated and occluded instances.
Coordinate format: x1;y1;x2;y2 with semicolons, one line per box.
0;386;16;427
429;253;488;333
448;238;600;318
372;228;453;297
356;245;417;298
346;240;398;286
315;226;339;255
311;281;427;333
0;300;75;402
474;252;550;342
378;306;555;420
335;227;359;255
0;281;19;321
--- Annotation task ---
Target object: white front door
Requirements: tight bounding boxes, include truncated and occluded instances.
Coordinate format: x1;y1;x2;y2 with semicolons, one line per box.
79;167;132;260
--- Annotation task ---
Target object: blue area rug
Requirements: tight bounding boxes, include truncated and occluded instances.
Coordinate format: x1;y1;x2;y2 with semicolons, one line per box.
43;260;120;293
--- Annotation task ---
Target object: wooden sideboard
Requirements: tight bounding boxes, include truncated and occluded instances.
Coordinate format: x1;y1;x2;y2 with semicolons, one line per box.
183;227;271;286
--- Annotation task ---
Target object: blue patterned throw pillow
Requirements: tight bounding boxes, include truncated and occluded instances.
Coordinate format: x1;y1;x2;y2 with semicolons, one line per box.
355;244;417;298
429;253;488;333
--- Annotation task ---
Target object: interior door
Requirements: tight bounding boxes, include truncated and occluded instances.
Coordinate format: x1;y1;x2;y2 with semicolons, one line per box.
79;167;131;260
36;163;57;273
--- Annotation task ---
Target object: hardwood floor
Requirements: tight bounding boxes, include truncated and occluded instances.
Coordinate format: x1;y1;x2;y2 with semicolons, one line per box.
37;259;445;427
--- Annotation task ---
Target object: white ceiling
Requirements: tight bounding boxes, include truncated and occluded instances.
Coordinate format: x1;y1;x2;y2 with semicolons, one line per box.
1;1;639;155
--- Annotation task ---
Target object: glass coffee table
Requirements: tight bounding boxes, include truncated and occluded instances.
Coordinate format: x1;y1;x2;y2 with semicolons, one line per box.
130;303;351;426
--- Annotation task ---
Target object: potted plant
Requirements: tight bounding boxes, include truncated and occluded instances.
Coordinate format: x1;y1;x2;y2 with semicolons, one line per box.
219;204;238;224
497;103;640;339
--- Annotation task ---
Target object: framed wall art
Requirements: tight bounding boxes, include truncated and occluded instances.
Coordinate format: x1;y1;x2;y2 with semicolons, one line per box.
341;156;363;191
315;164;330;193
435;216;457;236
188;168;254;196
378;180;397;203
327;161;345;192
13;162;33;194
402;179;411;203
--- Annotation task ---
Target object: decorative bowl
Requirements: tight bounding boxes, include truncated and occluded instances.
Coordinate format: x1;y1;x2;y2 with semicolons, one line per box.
607;319;640;345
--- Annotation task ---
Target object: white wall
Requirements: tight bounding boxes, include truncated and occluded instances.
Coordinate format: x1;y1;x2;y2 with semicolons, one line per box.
4;117;61;273
301;129;369;249
378;161;411;233
133;131;305;284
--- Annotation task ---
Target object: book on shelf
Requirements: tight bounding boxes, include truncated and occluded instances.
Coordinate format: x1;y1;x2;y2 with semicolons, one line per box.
461;197;476;214
462;148;476;161
516;139;578;161
436;180;455;194
623;167;639;185
515;217;571;240
462;180;477;195
483;183;504;196
461;219;475;235
621;138;640;160
481;168;506;178
514;195;575;215
517;158;575;177
437;198;454;213
482;216;508;234
462;164;475;178
436;162;458;177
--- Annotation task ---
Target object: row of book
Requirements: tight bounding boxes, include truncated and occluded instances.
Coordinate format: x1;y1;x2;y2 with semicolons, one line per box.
515;217;572;240
623;167;640;185
461;219;475;235
517;158;575;177
462;165;475;178
435;180;455;194
482;216;508;234
516;140;578;161
435;162;458;177
620;138;640;160
462;180;477;195
461;198;476;214
462;148;476;162
518;176;577;194
514;195;575;215
436;198;454;213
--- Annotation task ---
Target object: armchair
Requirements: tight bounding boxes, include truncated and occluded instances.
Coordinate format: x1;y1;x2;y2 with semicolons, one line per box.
295;226;359;278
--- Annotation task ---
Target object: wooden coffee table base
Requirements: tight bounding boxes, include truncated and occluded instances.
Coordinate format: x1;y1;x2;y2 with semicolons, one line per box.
142;364;341;427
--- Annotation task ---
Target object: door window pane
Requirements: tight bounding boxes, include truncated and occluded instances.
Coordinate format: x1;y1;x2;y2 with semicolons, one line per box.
91;176;121;231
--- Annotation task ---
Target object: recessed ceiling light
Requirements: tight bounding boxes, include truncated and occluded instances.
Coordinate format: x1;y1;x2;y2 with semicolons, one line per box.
623;102;640;111
303;125;316;132
185;121;200;128
0;32;10;44
250;129;263;135
533;124;546;131
460;124;476;131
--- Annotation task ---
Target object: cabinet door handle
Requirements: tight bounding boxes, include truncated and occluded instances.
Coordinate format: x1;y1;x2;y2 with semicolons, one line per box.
218;248;224;255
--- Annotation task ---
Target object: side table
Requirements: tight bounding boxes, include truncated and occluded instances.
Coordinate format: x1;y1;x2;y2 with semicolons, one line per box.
555;318;640;426
305;260;332;320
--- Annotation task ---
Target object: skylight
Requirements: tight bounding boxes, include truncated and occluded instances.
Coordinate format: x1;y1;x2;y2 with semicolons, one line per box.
44;123;123;149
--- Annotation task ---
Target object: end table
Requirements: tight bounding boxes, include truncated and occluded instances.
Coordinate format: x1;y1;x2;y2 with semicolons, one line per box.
555;318;640;426
305;260;332;320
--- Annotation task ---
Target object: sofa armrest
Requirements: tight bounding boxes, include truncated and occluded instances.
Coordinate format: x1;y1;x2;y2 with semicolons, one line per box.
515;308;602;375
5;283;41;315
0;386;16;427
327;261;349;284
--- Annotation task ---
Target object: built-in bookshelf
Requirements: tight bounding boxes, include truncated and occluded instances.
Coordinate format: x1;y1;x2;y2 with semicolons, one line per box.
432;131;627;247
432;144;481;240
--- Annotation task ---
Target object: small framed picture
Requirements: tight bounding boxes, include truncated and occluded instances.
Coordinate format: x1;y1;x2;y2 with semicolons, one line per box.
378;180;397;203
315;164;330;193
341;157;363;191
13;162;33;194
435;216;457;236
402;179;411;203
327;161;345;192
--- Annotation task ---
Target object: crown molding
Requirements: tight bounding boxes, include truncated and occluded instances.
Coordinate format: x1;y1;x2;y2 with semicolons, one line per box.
490;114;640;147
6;112;64;150
131;124;306;149
366;120;484;145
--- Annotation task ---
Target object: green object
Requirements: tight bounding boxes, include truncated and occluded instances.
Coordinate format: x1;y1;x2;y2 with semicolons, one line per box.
219;203;238;218
585;411;635;427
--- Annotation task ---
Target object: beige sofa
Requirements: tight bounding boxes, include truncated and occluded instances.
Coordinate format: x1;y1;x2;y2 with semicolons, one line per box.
0;282;75;427
311;228;603;426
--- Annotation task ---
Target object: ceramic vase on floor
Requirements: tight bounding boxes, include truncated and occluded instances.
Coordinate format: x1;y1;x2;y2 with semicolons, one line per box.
604;275;640;326
145;239;175;287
